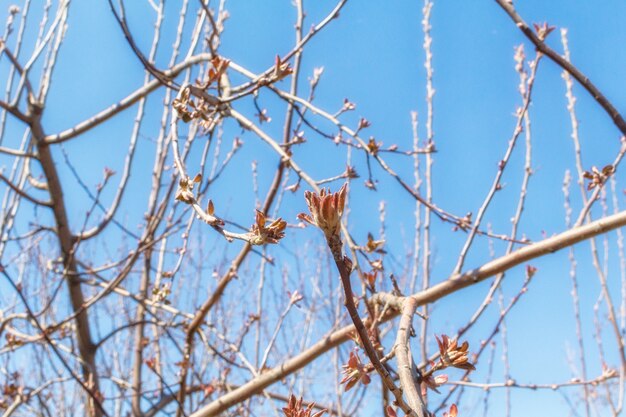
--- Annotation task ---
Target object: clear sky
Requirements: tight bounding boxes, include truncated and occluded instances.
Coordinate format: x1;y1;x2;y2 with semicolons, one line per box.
1;1;626;416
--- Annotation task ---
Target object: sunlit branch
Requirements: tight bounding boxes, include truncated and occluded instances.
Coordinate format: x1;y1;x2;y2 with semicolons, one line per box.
0;171;51;207
43;53;213;144
495;0;626;137
191;208;626;416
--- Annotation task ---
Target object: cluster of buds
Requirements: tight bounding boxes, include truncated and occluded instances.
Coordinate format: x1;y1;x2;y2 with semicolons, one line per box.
334;98;356;117
1;372;22;410
453;212;473;232
204;56;230;89
249;210;287;245
363;270;378;292
175;174;225;227
340;351;371;391
357;117;371;131
145;357;158;371
172;85;218;127
342;98;356;112
298;184;348;261
419;335;475;397
172;57;229;127
4;333;23;349
364;232;385;253
533;22;556;41
421;373;449;395
298;184;347;240
256;108;271;124
151;283;171;304
257;55;294;87
272;55;293;81
583;164;614;190
436;335;476;371
175;174;202;204
343;165;359;179
366;137;381;155
282;394;326;417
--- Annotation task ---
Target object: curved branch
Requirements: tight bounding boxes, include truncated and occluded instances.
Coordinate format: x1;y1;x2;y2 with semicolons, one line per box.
0;98;28;124
43;53;212;144
0;172;51;207
0;146;37;158
495;0;626;137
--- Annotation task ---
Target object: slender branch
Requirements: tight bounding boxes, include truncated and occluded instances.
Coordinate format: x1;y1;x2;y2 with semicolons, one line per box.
106;0;178;90
448;370;618;391
43;53;213;144
452;49;542;274
0;38;34;101
227;0;347;95
420;0;434;386
0;146;37;158
0;171;51;206
0;97;28;124
495;0;626;137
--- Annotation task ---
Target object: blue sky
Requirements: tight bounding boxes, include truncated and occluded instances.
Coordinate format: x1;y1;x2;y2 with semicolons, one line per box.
2;1;626;416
